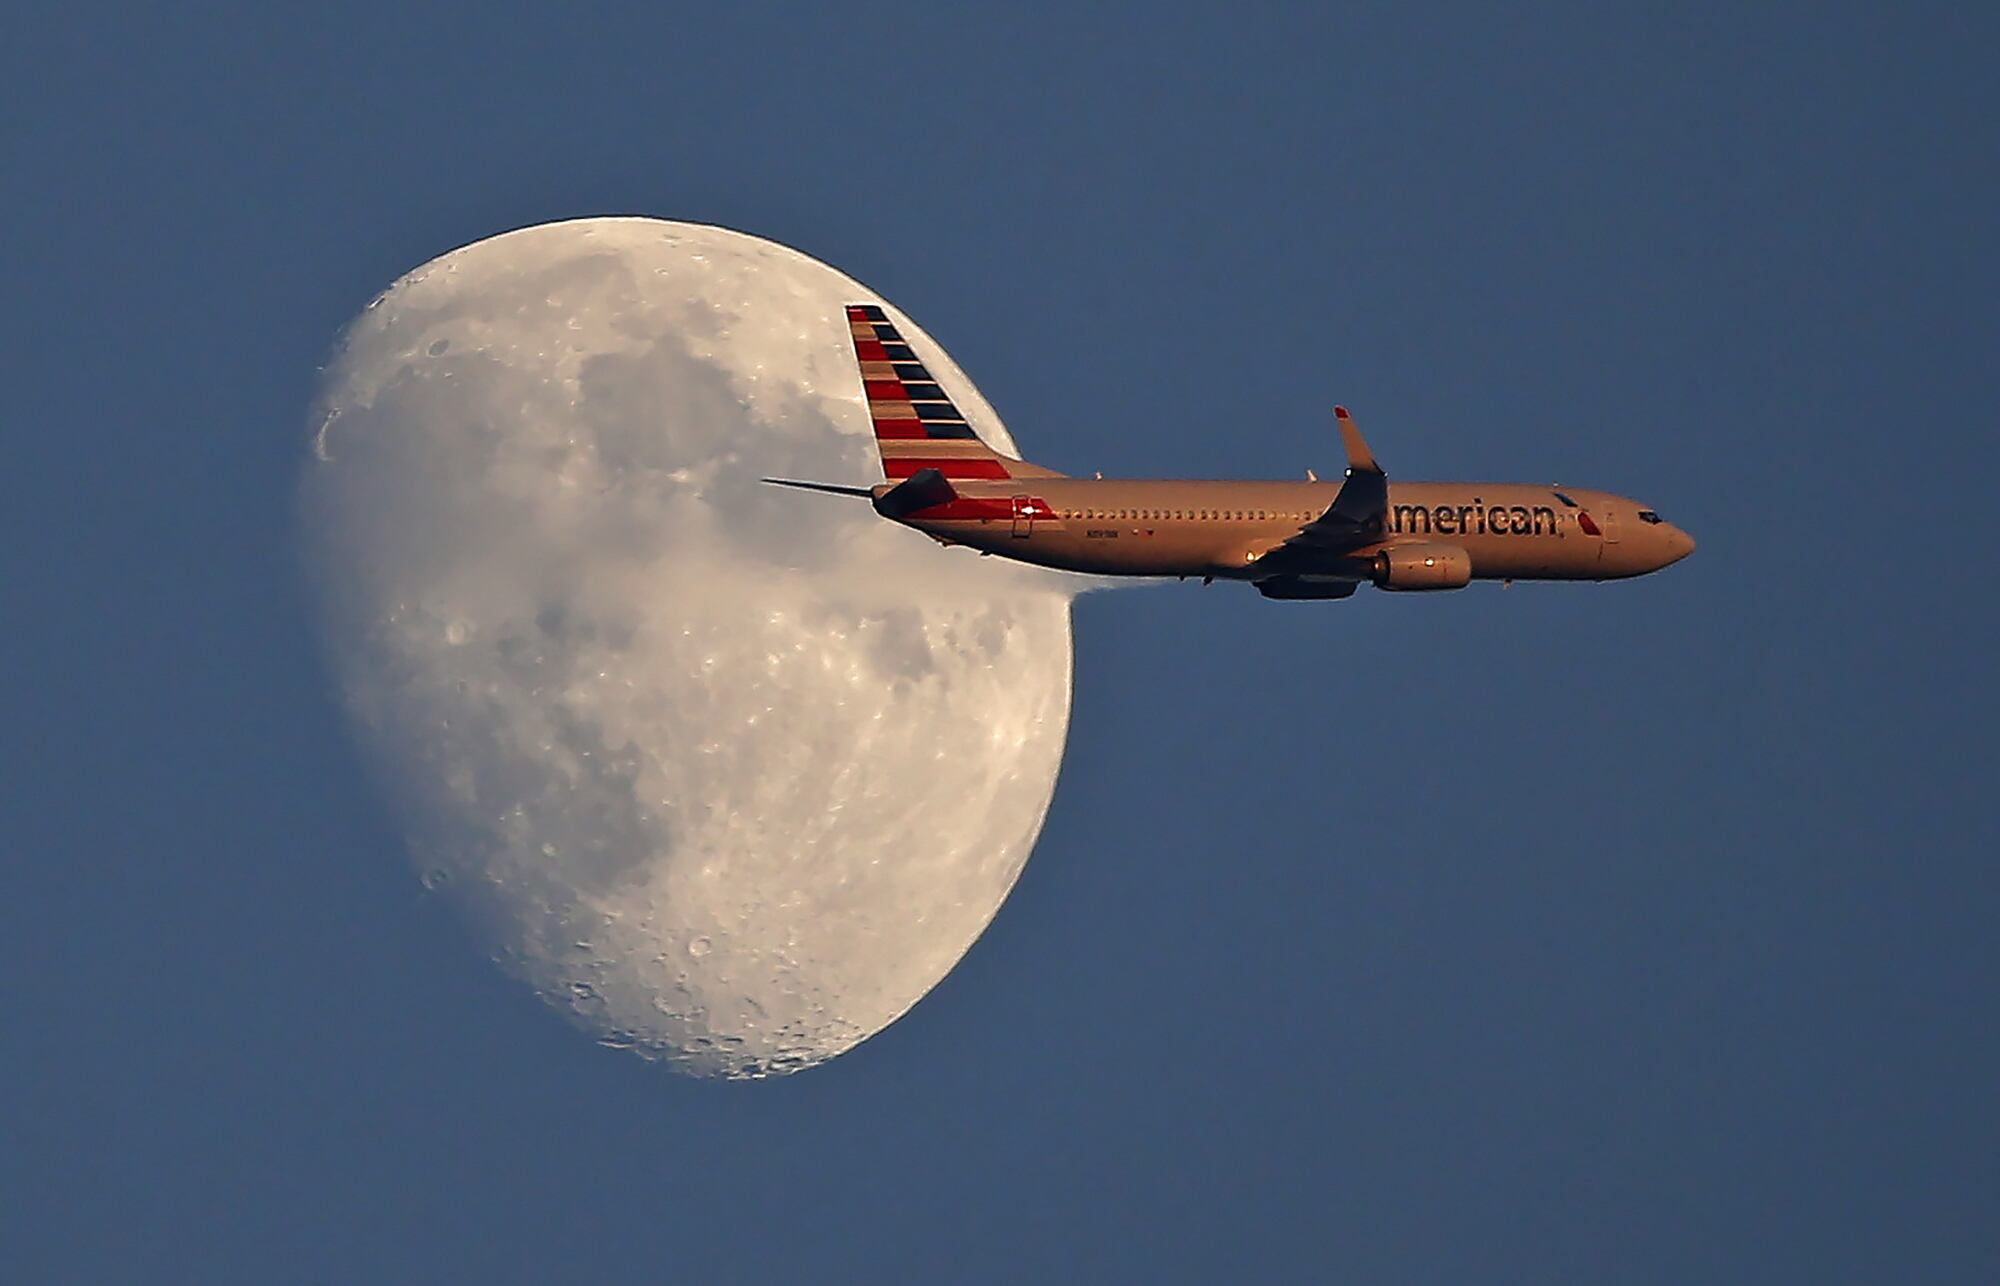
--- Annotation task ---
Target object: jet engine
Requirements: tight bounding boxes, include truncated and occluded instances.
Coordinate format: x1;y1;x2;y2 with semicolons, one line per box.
1373;543;1472;590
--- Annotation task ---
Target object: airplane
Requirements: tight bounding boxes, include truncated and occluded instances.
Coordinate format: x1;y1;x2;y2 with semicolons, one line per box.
764;304;1694;599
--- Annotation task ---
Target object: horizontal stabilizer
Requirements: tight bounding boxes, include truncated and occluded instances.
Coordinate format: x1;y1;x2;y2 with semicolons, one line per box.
761;478;875;499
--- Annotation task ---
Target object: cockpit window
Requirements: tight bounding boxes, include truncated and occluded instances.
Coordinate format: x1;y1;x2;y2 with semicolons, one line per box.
1638;510;1664;524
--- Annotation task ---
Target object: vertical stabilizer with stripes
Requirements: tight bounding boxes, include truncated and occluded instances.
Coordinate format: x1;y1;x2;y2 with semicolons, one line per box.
845;303;1063;481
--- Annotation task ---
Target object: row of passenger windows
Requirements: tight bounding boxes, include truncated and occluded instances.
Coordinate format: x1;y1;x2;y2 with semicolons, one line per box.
1058;509;1307;521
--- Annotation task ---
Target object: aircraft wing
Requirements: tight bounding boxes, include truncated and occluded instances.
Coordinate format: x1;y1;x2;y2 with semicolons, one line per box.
1249;407;1388;578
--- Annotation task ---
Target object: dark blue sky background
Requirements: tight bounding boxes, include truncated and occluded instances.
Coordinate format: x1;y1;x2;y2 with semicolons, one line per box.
7;4;1996;1281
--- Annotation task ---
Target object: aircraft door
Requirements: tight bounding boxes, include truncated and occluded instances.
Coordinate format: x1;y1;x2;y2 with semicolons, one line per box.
1601;504;1621;544
1010;494;1034;538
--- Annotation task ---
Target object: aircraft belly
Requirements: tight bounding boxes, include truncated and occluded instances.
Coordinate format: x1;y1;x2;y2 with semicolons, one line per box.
1053;525;1275;577
1458;534;1594;580
1034;527;1203;575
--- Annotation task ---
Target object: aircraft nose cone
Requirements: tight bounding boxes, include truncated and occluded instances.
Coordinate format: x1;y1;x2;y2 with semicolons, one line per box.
1666;526;1696;564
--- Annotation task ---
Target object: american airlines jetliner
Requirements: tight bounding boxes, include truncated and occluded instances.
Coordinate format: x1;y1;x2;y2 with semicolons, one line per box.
767;305;1694;599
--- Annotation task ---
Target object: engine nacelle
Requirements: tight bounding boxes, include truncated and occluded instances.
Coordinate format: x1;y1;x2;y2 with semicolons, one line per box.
1373;543;1472;591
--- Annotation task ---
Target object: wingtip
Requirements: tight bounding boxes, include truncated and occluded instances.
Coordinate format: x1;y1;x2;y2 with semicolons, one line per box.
1334;405;1351;420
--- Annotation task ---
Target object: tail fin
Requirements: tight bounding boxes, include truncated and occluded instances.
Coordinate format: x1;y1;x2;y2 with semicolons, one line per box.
844;304;1063;481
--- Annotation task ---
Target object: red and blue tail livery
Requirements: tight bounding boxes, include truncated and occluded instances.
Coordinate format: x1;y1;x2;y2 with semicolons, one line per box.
845;304;1057;481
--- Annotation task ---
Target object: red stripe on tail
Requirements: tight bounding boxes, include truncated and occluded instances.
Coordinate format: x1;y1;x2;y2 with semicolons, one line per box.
884;458;1013;479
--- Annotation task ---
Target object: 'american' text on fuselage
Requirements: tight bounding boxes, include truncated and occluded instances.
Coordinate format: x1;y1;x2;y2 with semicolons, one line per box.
1390;501;1560;538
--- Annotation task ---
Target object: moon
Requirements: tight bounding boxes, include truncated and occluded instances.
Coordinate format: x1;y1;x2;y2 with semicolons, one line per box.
302;219;1076;1078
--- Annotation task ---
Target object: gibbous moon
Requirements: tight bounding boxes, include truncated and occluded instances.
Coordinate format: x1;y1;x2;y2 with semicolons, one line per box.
302;219;1075;1077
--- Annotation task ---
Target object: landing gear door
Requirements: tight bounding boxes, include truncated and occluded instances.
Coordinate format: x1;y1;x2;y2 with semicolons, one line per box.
1010;494;1034;538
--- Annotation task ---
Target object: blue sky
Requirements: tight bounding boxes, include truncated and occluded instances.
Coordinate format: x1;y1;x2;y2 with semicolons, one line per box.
6;4;1996;1281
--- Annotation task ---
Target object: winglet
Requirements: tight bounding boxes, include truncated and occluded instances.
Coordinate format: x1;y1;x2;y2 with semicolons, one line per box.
1333;406;1381;475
